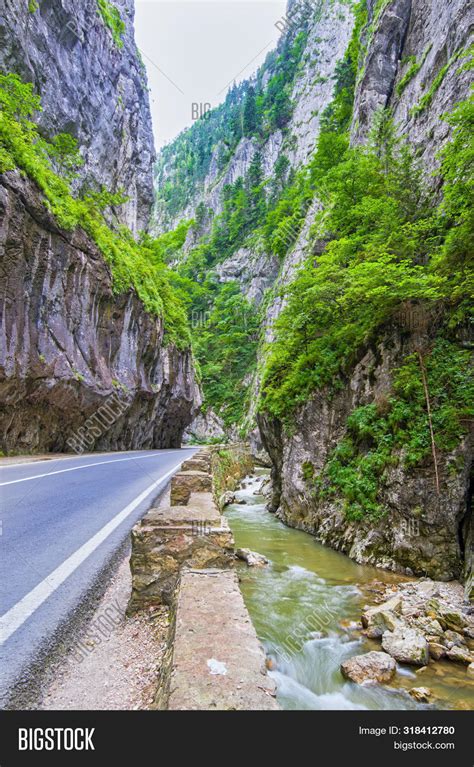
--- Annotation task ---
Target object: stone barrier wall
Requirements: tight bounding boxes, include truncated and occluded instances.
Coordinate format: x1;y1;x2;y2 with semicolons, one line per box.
128;448;233;612
127;444;278;710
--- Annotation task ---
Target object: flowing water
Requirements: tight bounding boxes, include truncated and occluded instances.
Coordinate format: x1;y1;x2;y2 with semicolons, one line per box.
225;473;474;711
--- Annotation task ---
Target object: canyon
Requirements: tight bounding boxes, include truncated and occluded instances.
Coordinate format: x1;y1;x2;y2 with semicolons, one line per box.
0;0;472;590
153;0;473;585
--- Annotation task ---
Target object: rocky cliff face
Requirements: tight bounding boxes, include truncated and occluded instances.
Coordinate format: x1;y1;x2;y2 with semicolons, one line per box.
0;0;155;233
258;323;472;581
0;0;200;453
0;171;199;453
353;0;473;172
257;0;473;581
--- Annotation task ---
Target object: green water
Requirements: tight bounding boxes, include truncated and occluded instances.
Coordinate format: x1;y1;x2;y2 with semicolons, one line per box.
226;474;474;711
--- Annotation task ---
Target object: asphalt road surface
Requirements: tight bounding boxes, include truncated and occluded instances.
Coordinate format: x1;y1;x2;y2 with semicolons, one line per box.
0;448;196;707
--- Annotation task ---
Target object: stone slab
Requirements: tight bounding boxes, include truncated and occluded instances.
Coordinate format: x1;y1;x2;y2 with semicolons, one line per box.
167;569;278;710
170;471;213;506
181;456;212;472
144;503;221;527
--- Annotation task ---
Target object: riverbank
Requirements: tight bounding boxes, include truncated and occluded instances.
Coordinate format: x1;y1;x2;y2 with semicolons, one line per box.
225;472;474;710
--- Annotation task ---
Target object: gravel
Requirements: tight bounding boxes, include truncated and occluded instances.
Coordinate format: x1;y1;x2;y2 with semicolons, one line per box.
38;555;169;711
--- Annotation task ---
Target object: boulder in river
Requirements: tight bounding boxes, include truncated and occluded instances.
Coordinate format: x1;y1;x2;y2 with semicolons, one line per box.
219;491;236;508
428;642;446;660
428;602;468;632
445;646;474;665
382;626;429;666
236;549;269;567
340;651;396;685
409;687;432;703
362;595;402;638
442;629;467;648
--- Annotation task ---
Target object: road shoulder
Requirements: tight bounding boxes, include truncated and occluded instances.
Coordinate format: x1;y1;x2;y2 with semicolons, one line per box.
38;552;169;710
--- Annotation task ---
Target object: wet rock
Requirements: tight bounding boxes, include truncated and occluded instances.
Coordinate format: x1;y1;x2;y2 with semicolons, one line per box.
467;663;474;677
340;620;360;632
364;611;401;639
362;596;402;638
409;687;432;704
413;617;444;636
219;491;236;509
442;630;467;649
428;643;446;660
445;646;474;665
236;549;269;567
438;608;468;632
340;652;396;685
382;627;429;666
252;479;266;496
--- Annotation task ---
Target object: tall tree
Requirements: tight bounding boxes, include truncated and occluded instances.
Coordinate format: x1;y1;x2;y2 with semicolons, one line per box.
243;85;257;136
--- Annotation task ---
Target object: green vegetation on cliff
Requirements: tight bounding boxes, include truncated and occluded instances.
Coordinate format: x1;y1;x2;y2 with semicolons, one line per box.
154;26;309;224
97;0;125;48
0;73;190;346
152;15;317;424
192;285;260;427
395;45;432;98
260;97;473;420
313;340;473;521
259;91;473;521
149;0;472;450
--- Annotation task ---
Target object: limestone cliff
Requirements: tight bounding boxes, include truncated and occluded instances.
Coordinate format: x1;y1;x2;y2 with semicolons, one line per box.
0;0;155;232
257;0;473;581
0;171;199;454
0;0;200;453
258;324;472;582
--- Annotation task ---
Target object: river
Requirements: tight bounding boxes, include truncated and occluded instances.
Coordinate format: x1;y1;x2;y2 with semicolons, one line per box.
225;472;474;711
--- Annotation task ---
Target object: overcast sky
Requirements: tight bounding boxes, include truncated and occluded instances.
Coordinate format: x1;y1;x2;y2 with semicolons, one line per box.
134;0;287;149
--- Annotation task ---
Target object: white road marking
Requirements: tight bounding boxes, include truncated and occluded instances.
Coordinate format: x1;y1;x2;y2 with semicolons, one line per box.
0;451;137;470
0;451;192;487
0;463;182;644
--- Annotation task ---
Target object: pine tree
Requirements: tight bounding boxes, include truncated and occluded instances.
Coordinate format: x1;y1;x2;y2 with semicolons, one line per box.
243;85;257;136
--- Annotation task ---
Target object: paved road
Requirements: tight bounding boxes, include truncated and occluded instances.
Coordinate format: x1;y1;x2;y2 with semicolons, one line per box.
0;448;196;707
